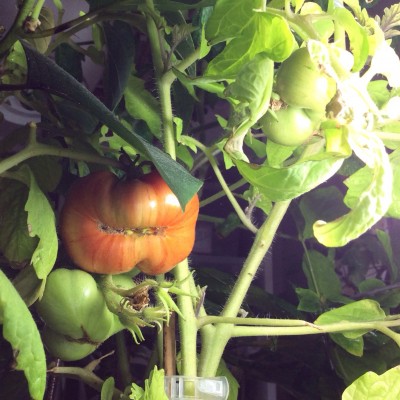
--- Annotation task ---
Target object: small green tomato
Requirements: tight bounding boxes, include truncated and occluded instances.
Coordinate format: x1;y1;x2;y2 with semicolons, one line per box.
261;106;320;146
275;47;336;111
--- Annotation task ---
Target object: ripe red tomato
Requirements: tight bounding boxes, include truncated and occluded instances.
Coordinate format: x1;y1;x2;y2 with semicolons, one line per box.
59;170;199;275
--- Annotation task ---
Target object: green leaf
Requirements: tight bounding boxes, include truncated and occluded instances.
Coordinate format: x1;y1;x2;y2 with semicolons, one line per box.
387;149;400;218
5;164;58;279
315;299;386;338
205;13;294;79
332;345;388;386
296;186;348;240
266;140;294;167
302;250;343;303
216;359;240;400
376;229;398;282
367;80;390;108
342;367;400;400
330;333;364;356
103;21;135;110
235;156;344;201
225;52;274;120
130;383;145;399
124;74;162;138
130;366;168;399
314;131;392;247
12;265;45;307
101;377;115;400
333;7;369;72
55;43;84;82
145;366;168;400
22;44;202;208
295;287;321;312
358;278;386;294
205;0;262;43
0;180;38;263
26;155;62;193
0;270;46;400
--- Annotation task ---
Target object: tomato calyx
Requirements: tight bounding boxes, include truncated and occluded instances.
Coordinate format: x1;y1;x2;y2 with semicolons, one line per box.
98;222;167;237
98;274;193;342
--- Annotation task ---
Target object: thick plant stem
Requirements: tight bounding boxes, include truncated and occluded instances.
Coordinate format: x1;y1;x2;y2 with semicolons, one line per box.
145;0;198;377
174;259;198;377
198;200;291;377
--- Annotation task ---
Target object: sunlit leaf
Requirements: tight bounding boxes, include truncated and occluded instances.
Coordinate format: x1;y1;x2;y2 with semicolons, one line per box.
314;131;392;247
205;13;294;78
0;270;46;400
4;164;58;279
236;156;344;202
342;367;400;400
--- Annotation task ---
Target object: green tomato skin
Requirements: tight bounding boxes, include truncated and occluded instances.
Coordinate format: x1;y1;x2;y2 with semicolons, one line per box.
42;326;98;361
36;268;116;342
261;107;319;146
275;47;336;112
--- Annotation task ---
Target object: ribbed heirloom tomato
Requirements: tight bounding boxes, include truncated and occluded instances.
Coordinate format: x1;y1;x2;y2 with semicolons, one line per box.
59;170;199;275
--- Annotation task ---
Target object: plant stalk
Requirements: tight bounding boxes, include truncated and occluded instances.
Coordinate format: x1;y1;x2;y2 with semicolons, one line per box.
198;200;291;377
145;0;198;377
0;140;121;175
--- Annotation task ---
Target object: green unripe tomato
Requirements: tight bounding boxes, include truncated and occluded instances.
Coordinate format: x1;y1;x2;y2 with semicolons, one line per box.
36;268;117;342
260;107;320;146
275;47;336;111
41;326;98;361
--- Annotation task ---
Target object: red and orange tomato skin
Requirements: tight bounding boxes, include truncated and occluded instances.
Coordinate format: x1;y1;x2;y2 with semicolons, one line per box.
59;170;199;275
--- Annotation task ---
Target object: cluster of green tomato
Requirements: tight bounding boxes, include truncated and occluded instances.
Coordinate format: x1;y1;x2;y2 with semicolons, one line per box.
261;47;336;146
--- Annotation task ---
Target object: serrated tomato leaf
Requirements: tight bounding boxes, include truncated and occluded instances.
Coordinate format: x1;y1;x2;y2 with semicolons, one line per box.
5;164;58;279
205;12;294;79
0;270;46;400
22;44;202;208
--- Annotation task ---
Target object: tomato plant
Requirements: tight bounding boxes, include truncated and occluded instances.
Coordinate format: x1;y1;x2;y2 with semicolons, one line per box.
2;0;400;399
59;170;199;275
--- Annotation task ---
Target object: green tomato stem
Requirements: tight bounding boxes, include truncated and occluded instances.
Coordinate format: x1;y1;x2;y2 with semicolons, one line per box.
198;200;291;377
231;320;400;338
197;316;314;329
0;0;36;56
48;366;123;400
183;136;257;233
0;134;122;176
31;0;46;21
115;332;133;388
